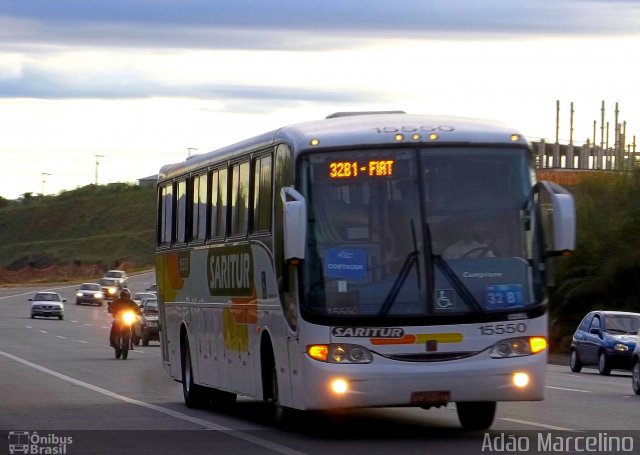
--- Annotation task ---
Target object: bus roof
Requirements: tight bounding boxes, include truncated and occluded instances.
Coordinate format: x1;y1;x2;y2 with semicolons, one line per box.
158;112;529;181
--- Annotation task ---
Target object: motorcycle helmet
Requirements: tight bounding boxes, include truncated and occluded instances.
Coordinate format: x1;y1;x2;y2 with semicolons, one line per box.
120;288;131;299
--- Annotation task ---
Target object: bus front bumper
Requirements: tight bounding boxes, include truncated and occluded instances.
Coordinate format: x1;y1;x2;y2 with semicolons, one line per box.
296;351;546;410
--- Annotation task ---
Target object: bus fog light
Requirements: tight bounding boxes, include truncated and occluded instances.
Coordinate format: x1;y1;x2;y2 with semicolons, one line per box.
331;379;349;395
513;372;529;388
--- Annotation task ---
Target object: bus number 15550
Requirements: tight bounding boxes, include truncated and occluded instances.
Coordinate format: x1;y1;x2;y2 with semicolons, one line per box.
478;322;527;336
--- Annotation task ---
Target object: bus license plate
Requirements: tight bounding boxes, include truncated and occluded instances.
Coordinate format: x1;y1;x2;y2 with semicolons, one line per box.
410;391;450;405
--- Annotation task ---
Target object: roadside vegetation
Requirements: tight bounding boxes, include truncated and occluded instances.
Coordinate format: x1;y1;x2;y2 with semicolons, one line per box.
0;183;155;282
549;170;640;352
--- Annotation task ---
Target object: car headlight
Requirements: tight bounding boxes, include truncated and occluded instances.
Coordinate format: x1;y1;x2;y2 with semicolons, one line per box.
108;287;117;295
490;337;547;358
307;344;373;363
95;292;103;299
75;292;83;297
614;343;630;352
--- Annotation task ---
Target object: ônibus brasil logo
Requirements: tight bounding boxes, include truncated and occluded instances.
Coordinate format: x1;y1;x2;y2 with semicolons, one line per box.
7;431;73;455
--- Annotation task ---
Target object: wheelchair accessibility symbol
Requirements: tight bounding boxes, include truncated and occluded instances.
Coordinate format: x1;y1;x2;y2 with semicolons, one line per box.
436;290;455;310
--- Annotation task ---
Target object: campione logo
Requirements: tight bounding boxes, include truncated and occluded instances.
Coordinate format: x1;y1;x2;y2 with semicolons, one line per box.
207;245;254;297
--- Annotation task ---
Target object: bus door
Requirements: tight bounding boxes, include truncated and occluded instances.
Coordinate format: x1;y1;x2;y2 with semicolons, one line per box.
283;267;304;408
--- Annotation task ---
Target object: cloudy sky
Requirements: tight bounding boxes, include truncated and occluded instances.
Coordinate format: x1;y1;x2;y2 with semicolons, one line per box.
1;0;640;199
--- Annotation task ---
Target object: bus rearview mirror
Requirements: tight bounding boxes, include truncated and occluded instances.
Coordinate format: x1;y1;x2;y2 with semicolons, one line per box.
281;187;307;263
538;180;576;255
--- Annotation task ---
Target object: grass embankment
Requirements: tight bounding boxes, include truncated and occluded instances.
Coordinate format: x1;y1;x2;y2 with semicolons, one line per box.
0;184;155;282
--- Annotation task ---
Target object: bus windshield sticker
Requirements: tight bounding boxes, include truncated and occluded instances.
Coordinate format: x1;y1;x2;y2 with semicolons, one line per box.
435;289;456;311
485;284;524;309
324;248;367;279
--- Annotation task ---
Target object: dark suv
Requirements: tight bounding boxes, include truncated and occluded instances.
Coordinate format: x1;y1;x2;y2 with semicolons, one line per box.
632;339;640;394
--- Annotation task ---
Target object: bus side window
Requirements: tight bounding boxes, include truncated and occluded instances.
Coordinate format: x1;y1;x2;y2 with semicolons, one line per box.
158;183;173;246
209;168;227;239
191;173;207;242
175;179;187;244
230;161;250;237
252;154;273;233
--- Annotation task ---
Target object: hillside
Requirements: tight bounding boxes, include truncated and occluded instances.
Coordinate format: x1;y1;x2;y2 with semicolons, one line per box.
0;184;155;283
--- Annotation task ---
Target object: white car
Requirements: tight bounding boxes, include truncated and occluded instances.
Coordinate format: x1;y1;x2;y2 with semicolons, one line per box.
103;270;128;286
30;291;66;320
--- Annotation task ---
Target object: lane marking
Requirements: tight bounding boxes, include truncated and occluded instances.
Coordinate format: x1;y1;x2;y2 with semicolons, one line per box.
498;418;574;431
25;326;32;329
0;283;89;301
546;385;592;393
0;349;306;455
29;328;160;357
39;330;48;334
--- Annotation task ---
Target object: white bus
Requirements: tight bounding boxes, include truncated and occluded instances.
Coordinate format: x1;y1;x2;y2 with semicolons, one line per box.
155;111;575;430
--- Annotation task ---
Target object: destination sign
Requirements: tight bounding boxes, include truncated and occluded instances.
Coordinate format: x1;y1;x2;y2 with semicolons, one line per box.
329;160;395;179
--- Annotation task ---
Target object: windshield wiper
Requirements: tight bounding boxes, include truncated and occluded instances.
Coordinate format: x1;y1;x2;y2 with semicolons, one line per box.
378;220;421;316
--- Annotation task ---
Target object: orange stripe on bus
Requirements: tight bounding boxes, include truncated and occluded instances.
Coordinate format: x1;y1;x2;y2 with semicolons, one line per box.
370;334;416;345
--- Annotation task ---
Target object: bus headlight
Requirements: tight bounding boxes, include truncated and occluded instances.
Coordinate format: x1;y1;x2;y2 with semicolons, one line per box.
490;337;547;358
307;344;373;364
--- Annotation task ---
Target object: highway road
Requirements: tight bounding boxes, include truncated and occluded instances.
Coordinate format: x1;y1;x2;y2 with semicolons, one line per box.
1;272;639;455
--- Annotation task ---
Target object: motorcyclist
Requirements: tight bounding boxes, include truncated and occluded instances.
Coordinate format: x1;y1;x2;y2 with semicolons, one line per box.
109;288;141;347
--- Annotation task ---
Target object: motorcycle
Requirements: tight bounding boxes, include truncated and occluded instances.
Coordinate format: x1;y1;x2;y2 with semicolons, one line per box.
113;310;137;360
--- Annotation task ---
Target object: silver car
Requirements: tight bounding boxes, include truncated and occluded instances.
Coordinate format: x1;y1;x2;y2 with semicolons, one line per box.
30;291;66;320
75;283;104;306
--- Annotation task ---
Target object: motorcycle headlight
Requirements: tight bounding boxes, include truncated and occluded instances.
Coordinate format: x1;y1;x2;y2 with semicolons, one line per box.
307;344;373;364
121;311;137;325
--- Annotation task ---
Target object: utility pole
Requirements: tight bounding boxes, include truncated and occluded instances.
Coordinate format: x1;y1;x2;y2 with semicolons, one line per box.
41;172;51;195
95;155;105;185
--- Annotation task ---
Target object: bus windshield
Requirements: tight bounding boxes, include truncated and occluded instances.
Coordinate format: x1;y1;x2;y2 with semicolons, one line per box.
300;146;540;324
